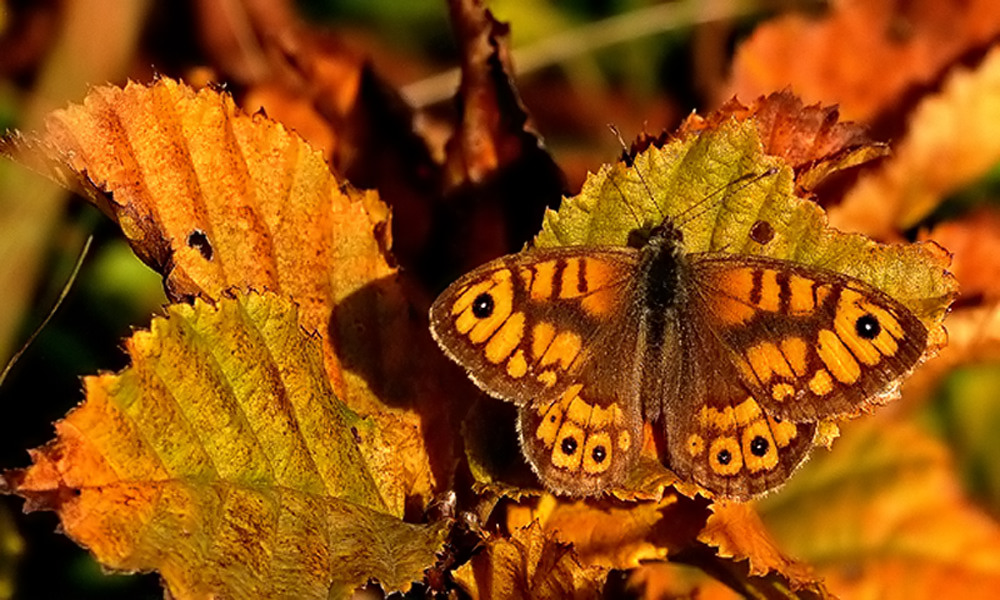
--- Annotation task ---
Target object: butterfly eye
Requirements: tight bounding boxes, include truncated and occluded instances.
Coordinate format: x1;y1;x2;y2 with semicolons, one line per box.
855;313;881;340
471;293;495;319
749;436;769;457
716;448;732;465
591;445;607;463
560;436;578;455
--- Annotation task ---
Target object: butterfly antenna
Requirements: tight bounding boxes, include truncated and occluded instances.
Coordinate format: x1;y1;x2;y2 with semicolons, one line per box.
608;173;645;231
608;124;665;229
673;167;780;230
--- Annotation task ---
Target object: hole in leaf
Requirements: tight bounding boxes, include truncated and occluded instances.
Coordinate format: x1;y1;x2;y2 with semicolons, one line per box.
187;230;213;261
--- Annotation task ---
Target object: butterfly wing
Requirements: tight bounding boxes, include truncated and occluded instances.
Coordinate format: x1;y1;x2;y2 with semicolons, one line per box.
661;347;817;500
690;254;929;422
430;247;645;494
516;353;645;494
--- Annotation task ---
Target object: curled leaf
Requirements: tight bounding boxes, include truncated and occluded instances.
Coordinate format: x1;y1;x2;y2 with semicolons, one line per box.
699;501;820;585
678;92;888;191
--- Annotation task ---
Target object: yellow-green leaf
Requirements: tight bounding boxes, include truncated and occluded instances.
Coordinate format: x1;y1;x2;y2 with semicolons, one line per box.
927;363;1000;514
1;292;446;599
537;118;954;330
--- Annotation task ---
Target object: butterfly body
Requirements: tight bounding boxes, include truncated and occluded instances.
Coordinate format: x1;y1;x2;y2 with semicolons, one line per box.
431;218;928;500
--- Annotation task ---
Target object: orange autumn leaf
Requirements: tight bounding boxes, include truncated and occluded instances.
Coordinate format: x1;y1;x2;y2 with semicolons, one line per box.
498;493;830;598
833;45;1000;235
502;492;828;597
0;292;447;599
730;0;1000;123
677;92;888;192
504;492;707;570
699;501;819;585
1;77;447;512
925;210;1000;303
7;77;388;400
758;420;1000;599
452;522;605;600
626;562;742;600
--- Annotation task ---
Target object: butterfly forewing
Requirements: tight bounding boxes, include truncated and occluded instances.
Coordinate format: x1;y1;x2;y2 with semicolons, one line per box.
690;255;929;422
430;247;638;403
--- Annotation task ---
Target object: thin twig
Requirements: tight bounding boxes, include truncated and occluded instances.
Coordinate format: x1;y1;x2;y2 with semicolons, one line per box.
0;235;93;388
402;0;760;108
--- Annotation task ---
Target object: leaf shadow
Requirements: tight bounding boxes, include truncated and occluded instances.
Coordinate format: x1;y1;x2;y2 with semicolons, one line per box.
330;274;467;499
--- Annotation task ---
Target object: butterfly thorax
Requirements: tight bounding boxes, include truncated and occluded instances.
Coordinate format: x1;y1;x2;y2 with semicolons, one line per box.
636;223;688;313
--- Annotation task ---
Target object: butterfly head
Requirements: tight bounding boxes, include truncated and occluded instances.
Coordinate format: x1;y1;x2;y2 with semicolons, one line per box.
624;215;684;252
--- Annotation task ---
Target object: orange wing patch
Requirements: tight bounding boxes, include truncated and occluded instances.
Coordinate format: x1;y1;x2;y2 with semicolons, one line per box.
787;274;816;314
817;329;861;384
452;270;514;343
484;311;526;364
746;341;795;384
540;331;583;370
529;260;556;300
757;270;781;312
534;385;622;476
690;396;802;478
524;256;624;318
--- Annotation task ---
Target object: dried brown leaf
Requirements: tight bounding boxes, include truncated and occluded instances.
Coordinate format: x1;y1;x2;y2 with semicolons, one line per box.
731;0;1000;123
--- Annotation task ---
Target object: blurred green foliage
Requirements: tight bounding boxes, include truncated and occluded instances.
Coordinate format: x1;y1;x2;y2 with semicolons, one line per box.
926;363;1000;515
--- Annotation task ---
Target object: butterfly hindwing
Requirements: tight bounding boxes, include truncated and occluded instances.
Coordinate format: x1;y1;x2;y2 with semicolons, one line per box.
690;255;929;422
664;376;817;500
659;316;817;500
517;375;643;495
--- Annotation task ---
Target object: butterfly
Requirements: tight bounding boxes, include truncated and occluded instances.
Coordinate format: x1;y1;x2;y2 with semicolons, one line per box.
428;171;929;500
